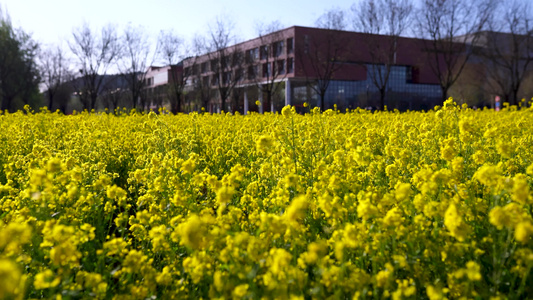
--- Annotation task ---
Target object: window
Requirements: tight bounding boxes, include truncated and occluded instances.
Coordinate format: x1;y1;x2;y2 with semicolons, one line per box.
248;65;258;80
202;76;209;87
235;68;243;82
260;45;269;60
233;52;243;67
210;59;217;72
247;48;259;62
274;41;284;57
201;62;207;74
287;38;294;54
263;63;271;77
287;57;294;73
276;60;285;75
304;35;309;54
221;56;228;69
408;66;420;83
211;75;219;86
252;48;259;60
223;71;231;84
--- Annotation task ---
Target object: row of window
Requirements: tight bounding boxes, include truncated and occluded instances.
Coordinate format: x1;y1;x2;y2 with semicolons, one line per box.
252;38;294;61
321;71;441;107
185;38;295;76
190;58;294;87
366;65;430;92
290;78;441;111
260;58;294;77
199;56;243;75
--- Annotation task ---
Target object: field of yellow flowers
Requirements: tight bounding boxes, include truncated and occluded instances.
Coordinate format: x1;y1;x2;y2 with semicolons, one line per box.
0;99;532;299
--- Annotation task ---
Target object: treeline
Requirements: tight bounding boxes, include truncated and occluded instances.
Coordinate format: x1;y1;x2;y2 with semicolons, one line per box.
0;7;186;113
0;10;40;111
0;0;532;113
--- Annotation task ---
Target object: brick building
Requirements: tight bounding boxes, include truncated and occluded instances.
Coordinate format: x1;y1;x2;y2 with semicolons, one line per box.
181;26;446;113
144;64;184;111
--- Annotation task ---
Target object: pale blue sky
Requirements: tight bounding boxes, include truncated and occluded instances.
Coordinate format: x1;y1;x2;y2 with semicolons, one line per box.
2;0;358;47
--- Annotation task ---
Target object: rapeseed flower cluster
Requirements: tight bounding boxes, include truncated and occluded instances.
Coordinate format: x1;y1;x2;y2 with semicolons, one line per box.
0;99;532;298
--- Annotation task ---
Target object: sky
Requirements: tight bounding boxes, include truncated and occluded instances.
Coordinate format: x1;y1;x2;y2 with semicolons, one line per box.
1;0;357;48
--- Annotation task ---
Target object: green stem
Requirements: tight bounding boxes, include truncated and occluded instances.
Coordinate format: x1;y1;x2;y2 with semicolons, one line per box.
290;115;297;174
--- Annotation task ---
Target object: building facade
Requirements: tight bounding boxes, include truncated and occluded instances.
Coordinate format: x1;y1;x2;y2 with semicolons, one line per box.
452;31;533;107
144;64;185;112
181;26;445;113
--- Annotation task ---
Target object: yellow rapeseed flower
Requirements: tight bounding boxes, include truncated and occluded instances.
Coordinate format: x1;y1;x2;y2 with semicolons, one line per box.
176;214;207;249
515;221;533;243
34;269;60;290
0;259;24;298
444;203;470;241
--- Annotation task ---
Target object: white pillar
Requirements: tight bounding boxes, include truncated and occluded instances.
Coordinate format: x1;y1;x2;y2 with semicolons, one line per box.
285;79;291;106
271;100;274;112
244;90;249;115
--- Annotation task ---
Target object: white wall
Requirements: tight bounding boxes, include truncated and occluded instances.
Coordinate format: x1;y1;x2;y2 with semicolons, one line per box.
153;71;168;86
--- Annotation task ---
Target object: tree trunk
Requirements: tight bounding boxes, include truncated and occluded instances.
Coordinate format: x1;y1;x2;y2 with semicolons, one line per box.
171;93;181;114
379;88;386;110
441;86;448;103
176;92;182;114
1;98;12;112
48;92;54;111
221;98;226;113
91;93;98;111
511;93;517;106
266;90;272;112
60;103;67;114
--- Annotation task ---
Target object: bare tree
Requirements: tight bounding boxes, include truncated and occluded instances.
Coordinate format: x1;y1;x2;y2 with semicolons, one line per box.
414;0;495;102
203;17;243;112
157;29;189;113
297;8;350;111
250;21;288;112
352;0;413;110
448;63;489;107
315;7;348;30
191;73;213;112
186;35;211;111
475;0;533;106
101;81;127;113
193;74;213;111
39;45;72;112
69;22;121;111
117;24;156;111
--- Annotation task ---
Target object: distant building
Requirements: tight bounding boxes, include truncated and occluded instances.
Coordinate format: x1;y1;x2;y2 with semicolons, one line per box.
68;74;129;113
180;26;449;113
453;31;533;107
144;64;184;111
